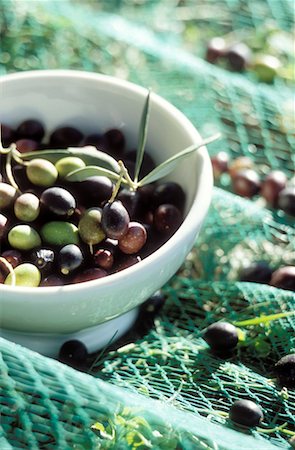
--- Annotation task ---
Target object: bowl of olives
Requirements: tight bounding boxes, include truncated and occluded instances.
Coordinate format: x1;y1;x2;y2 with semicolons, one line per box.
0;70;213;357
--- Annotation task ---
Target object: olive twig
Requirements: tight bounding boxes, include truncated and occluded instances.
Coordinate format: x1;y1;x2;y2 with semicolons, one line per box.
0;257;16;286
5;146;21;193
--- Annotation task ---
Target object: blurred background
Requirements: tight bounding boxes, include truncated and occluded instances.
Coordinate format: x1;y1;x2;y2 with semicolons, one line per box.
1;3;295;450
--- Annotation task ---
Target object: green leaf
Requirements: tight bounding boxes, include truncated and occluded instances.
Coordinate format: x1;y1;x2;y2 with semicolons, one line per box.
137;133;221;186
233;311;295;327
65;165;126;183
134;89;151;183
21;146;120;173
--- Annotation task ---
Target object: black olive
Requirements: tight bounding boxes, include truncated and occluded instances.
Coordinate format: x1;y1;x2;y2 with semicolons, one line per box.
58;340;88;369
274;354;295;388
239;262;273;284
203;322;238;353
229;400;263;428
40;187;76;217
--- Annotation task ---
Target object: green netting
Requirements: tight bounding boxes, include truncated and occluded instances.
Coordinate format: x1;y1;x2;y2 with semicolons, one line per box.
0;1;295;449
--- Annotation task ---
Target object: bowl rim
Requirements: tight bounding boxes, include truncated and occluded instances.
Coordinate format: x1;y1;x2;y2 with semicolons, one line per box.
0;69;213;296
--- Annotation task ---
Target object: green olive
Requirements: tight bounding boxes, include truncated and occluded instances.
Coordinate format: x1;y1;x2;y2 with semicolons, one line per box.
14;193;40;222
78;208;106;245
55;156;86;178
26;158;58;187
252;55;281;84
0;182;17;209
8;225;41;250
5;263;41;287
41;221;79;246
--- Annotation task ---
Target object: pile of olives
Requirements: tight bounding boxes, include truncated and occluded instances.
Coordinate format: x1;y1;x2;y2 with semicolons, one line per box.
205;36;283;84
211;152;295;217
0;120;185;287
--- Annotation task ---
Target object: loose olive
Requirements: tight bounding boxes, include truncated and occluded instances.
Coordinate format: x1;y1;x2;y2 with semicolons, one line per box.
55;156;86;178
252;55;281;84
5;263;41;287
26;158;58;187
14;192;40;222
41;221;79;246
229;400;263;428
8;224;41;250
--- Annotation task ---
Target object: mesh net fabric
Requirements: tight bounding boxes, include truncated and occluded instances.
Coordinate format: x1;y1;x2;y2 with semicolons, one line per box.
0;0;295;449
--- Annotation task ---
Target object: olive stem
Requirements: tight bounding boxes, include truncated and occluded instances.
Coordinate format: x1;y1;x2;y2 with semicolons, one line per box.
5;146;22;193
12;148;29;166
0;257;16;286
119;160;138;191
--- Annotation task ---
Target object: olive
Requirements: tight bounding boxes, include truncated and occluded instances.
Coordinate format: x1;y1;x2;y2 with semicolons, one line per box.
226;43;252;72
5;263;41;287
78;208;105;246
49;126;84;147
40;187;76;216
72;267;107;283
142;290;166;314
26;158;58;187
1;123;15;147
1;250;22;268
152;182;186;211
101;201;130;240
239;262;273;284
0;260;9;284
8;224;41;250
117;188;141;219
40;275;64;287
231;169;261;198
93;248;114;270
103;128;125;158
14;193;40;222
153;204;182;236
261;171;287;207
203;322;238;352
16;119;45;141
278;187;295;216
0;182;17;209
113;254;142;272
75;176;113;207
274;354;295;388
58;244;83;275
0;213;8;238
270;266;295;291
210;151;230;179
15;139;39;153
55;156;86;178
41;221;79;246
118;221;147;254
205;37;227;63
58;340;88;369
229;400;263;428
83;133;106;150
228;156;254;177
252;55;281;84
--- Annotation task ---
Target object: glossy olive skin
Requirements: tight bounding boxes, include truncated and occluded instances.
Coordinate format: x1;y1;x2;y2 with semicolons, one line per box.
203;322;239;352
229;400;263;428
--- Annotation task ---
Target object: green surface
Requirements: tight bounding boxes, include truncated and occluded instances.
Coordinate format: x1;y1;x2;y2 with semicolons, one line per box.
0;1;294;449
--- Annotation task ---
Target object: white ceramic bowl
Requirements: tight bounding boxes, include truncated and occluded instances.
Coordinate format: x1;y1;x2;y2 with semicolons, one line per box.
0;70;213;355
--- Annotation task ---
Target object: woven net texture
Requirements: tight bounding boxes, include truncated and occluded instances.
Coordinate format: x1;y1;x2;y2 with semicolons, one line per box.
0;0;294;449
